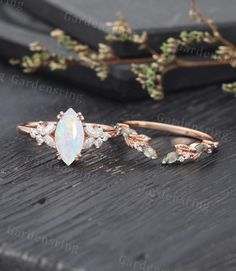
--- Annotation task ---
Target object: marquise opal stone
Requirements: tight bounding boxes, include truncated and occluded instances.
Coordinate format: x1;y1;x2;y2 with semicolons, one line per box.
55;108;84;166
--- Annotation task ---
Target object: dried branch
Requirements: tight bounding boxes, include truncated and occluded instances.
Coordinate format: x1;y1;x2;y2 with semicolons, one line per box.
190;0;236;50
9;0;236;100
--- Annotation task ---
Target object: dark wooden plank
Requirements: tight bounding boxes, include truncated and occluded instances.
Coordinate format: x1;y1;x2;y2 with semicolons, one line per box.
1;6;236;101
21;0;236;57
0;60;236;271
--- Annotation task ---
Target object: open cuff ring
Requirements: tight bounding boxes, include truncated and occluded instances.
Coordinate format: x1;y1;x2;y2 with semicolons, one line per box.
17;108;219;166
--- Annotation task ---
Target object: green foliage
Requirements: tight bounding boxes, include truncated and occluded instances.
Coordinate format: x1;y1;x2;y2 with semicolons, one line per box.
9;1;236;101
222;82;236;96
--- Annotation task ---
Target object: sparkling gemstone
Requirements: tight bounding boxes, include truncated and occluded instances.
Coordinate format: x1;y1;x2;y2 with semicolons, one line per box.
162;152;179;164
83;137;95;149
30;129;37;138
95;127;104;137
133;142;141;149
102;134;109;142
36;124;46;135
44;123;56;134
121;127;137;138
182;153;190;160
85;125;97;137
94;138;103;148
195;143;208;152
136;146;143;152
55;108;85;166
213;142;219;148
143;146;157;159
178;156;185;162
36;135;44;145
44;135;56;148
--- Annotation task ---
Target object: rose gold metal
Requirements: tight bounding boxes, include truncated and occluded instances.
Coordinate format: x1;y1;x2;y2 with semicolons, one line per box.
77;112;85;121
124;120;219;164
175;144;200;160
17;122;117;136
124;120;214;142
57;111;64;119
17;117;219;165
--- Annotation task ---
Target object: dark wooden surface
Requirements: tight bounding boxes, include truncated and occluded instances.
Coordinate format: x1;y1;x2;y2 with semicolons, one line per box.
0;59;236;271
1;6;236;101
21;0;236;57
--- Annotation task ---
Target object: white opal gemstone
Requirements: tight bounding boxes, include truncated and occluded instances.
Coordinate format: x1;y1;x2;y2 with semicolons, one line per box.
55;108;84;166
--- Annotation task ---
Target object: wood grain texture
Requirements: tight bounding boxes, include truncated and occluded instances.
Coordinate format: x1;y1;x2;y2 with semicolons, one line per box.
21;0;236;56
0;60;236;271
1;6;236;101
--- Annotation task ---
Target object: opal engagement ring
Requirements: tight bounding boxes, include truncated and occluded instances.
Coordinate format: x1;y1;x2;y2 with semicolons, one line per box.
17;108;157;166
17;108;219;166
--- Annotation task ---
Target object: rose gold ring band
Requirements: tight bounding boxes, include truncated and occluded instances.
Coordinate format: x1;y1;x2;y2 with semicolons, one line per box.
124;120;214;142
123;120;218;164
18;120;215;142
17;122;117;135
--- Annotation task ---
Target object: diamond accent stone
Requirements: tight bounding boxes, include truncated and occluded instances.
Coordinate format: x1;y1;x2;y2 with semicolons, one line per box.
55;108;85;166
85;125;97;137
178;156;185;163
83;138;95;150
30;122;56;148
207;148;213;154
83;124;109;150
44;123;56;134
103;136;108;142
37;125;46;135
182;153;190;160
44;135;56;148
36;135;44;145
96;127;104;137
94;138;103;148
30;129;37;138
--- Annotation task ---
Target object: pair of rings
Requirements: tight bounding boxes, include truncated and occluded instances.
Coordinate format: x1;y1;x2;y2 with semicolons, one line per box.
17;108;219;166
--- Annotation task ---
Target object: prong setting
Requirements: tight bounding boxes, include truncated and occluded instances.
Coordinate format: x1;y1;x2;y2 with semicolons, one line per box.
77;112;85;121
75;154;82;161
57;111;64;119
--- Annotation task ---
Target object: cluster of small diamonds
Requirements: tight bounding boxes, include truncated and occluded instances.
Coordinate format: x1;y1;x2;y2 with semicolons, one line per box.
83;124;110;150
30;122;56;148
